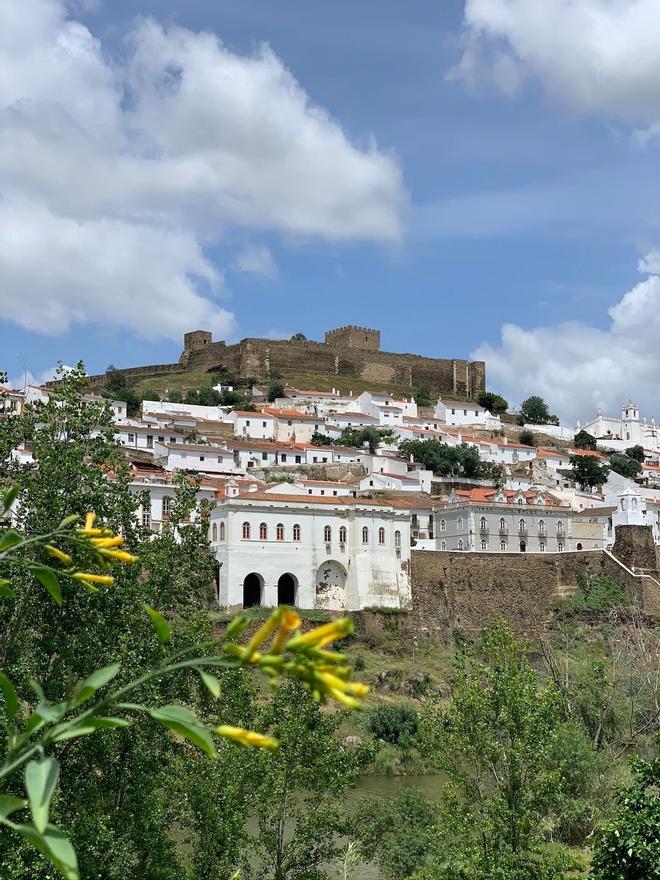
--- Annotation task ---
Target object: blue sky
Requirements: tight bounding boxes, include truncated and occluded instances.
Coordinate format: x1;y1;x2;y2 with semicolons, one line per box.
2;0;660;421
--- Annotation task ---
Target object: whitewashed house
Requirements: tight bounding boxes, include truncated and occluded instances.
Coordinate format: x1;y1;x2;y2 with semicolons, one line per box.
154;442;236;474
227;410;275;440
434;398;501;428
210;490;411;611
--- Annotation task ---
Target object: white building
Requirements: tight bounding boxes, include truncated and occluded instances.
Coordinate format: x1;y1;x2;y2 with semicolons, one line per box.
581;401;660;453
210;490;411;611
434;398;501;428
117;423;186;452
128;468;216;534
154;442;236;474
227;410;275;440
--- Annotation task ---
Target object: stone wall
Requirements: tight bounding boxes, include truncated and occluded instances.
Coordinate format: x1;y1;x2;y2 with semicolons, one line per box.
410;537;660;641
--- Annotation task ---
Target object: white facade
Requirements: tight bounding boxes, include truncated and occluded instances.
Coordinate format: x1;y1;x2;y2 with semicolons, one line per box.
228;410;275;440
117;423;185;452
211;493;411;611
142;399;230;423
128;473;216;534
155;442;236;474
581;401;660;452
434;398;501;428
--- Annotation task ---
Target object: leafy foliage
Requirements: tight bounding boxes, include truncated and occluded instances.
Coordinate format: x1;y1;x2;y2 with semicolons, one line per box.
590;755;660;880
569;454;610;489
563;574;628;617
519;396;559;426
267;380;285;402
607;453;642;479
399;439;499;479
414;386;435;408
477;391;508;415
625;445;645;463
366;705;419;747
519;429;535;447
574;430;598;450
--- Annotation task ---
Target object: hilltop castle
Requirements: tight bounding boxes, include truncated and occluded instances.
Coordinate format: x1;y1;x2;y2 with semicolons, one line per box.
85;326;486;398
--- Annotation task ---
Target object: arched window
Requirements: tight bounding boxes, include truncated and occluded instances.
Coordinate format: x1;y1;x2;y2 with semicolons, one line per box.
457;538;464;550
394;530;401;548
539;518;545;534
211;523;217;542
378;527;385;544
441;540;447;551
481;540;487;550
480;516;487;531
242;521;250;540
219;521;225;541
499;517;506;532
558;542;564;552
293;523;301;542
324;525;332;543
500;540;506;551
141;506;151;529
339;526;347;544
576;542;583;551
539;541;545;552
162;496;171;519
519;518;526;532
259;522;268;540
457;517;464;531
362;526;369;544
556;520;564;533
440;519;447;531
276;523;284;541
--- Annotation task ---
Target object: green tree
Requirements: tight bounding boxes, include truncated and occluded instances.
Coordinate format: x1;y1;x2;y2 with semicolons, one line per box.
519;429;535;447
250;682;366;880
366;705;419;747
569;454;609;490
267;380;285;403
311;432;334;447
625;444;645;463
419;619;578;880
415;386;435;408
290;333;307;342
608;453;642;479
574;430;597;450
477;391;508;415
104;369;126;395
141;390;160;402
519;396;559;426
399;439;491;479
167;389;183;403
590;755;660;880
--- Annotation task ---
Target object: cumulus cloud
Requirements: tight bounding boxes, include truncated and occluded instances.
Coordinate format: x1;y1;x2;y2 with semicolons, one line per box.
473;253;660;424
234;244;278;279
0;0;405;342
450;0;660;126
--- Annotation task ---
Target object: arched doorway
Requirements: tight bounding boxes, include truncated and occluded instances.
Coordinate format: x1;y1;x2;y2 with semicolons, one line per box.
519;541;527;553
316;560;348;609
243;573;263;608
277;573;297;606
576;542;583;551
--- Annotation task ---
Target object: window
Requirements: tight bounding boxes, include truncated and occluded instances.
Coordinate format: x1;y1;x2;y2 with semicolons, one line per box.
394;530;401;548
558;543;564;552
262;421;267;428
158;436;164;443
212;523;217;542
128;433;135;444
500;540;506;551
457;538;464;550
259;522;268;540
499;517;506;532
295;455;302;464
362;526;369;544
539;541;545;552
324;525;332;543
170;437;176;443
199;456;205;462
262;452;267;461
480;516;487;531
333;491;338;496
441;519;446;531
276;523;284;541
539;518;545;533
293;523;301;542
339;526;347;544
457;517;464;531
162;496;171;519
219;522;225;541
246;420;250;426
481;540;487;550
141;507;151;529
576;542;583;551
519;518;526;533
242;521;251;540
281;454;287;462
378;527;385;544
557;521;564;533
463;409;467;416
146;435;153;448
451;408;455;415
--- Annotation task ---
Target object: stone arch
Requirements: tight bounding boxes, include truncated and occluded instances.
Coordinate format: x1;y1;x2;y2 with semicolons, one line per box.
315;560;348;609
277;573;297;606
243;572;263;608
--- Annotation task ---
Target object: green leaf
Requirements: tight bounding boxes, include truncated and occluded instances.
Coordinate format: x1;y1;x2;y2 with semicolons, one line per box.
28;565;62;605
0;795;26;820
0;671;19;721
196;668;221;698
0;579;16;599
0;529;22;553
143;605;171;644
25;756;59;834
50;717;130;743
74;663;120;704
148;704;216;756
57;514;79;529
15;823;78;880
1;485;19;512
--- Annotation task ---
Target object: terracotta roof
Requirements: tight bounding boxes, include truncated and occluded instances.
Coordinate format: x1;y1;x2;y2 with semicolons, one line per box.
261;408;321;421
449;488;566;508
164;442;232;454
231;410;274;418
226;492;408;509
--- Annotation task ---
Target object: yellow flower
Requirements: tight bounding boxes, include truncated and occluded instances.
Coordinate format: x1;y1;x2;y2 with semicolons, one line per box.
100;549;139;564
242;607;283;660
72;572;115;585
270;610;301;654
326;687;362;710
285;617;353;652
90;536;124;548
316;671;369;699
84;513;96;531
45;545;72;565
216;725;279;750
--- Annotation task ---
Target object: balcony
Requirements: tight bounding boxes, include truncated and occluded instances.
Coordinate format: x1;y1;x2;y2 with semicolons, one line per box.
556;529;565;541
498;526;508;536
518;525;528;537
538;527;547;538
479;523;489;536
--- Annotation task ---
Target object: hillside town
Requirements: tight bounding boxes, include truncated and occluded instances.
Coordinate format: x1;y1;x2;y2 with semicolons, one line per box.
3;347;659;613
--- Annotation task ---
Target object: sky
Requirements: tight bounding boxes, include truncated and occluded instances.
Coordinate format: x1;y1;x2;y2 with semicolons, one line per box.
2;0;660;424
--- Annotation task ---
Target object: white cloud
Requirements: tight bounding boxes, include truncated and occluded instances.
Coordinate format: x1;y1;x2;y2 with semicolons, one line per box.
473;253;660;424
450;0;660;126
0;0;406;342
234;244;278;279
6;363;72;391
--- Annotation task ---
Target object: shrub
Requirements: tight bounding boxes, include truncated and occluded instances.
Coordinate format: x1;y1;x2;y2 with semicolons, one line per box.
519;429;535;446
564;574;627;616
366;705;419;746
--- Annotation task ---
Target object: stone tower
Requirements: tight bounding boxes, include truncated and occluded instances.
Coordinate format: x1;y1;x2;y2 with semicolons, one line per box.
324;325;381;352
